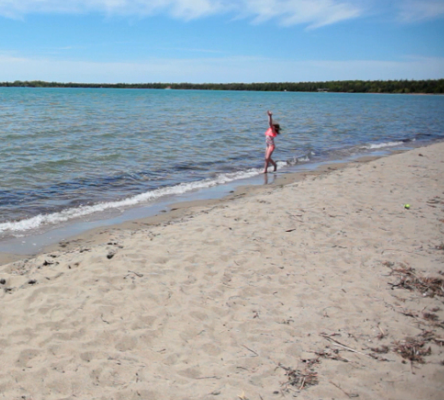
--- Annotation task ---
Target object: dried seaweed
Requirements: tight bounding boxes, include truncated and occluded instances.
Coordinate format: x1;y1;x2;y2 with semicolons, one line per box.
279;364;319;391
422;312;439;322
369;353;391;362
370;345;390;354
419;330;436;341
399;308;419;318
393;337;432;364
369;345;391;362
315;349;349;363
385;264;444;298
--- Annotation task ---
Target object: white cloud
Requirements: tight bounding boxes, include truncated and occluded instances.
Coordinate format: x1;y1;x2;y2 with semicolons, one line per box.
243;0;361;29
1;54;443;83
0;0;362;27
397;0;444;22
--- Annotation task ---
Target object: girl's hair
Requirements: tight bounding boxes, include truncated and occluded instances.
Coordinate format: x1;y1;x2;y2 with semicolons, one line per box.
273;123;281;134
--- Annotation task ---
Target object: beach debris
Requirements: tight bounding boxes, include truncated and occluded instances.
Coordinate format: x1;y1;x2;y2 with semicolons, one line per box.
376;325;386;340
237;390;248;400
329;380;359;398
127;270;144;278
106;252;115;259
422;312;439;322
399;308;419;319
279;363;319;391
370;345;390;354
385;263;444;298
100;314;110;324
404;204;410;209
369;343;392;361
242;345;259;357
315;349;349;363
28;279;37;285
320;333;368;357
382;261;395;268
0;278;6;285
393;336;431;364
368;353;391;362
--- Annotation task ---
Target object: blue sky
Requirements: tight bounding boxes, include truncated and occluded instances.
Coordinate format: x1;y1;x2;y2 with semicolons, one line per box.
0;0;443;83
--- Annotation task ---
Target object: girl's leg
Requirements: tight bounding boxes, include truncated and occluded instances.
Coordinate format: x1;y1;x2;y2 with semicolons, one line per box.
270;157;277;171
263;146;276;173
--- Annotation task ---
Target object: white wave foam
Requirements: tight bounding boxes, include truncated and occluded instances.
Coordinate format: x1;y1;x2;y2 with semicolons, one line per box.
0;168;263;235
362;141;403;150
297;156;311;162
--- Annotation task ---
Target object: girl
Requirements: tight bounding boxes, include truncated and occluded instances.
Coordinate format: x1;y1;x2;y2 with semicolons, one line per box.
263;110;281;173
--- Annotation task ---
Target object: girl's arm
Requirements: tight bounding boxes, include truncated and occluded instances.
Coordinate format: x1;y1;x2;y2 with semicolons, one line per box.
267;110;273;128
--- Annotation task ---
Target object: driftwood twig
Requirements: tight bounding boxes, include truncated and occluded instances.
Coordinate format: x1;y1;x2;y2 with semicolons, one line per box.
320;333;368;357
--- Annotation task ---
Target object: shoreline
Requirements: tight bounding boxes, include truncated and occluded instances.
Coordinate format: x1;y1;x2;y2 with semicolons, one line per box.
0;155;381;266
0;142;443;399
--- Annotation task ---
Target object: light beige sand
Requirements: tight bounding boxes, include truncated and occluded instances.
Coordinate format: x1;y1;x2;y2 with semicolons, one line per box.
1;144;443;400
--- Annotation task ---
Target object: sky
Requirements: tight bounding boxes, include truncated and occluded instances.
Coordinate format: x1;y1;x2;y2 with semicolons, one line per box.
0;0;443;83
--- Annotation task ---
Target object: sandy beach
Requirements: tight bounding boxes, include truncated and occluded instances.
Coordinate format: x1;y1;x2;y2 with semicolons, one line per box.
1;143;443;400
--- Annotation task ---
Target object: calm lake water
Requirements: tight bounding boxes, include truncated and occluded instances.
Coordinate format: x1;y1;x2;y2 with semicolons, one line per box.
1;88;443;240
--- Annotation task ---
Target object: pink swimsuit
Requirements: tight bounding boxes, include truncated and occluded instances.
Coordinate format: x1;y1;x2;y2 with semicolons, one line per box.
265;127;276;147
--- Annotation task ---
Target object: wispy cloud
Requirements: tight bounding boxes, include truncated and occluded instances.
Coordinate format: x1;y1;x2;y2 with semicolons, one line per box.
242;0;361;29
0;0;223;20
0;0;362;27
1;54;443;83
1;1;442;27
396;0;444;22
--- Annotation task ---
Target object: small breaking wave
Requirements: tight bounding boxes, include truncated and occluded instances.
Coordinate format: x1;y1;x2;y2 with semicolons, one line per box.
0;168;263;236
361;141;405;150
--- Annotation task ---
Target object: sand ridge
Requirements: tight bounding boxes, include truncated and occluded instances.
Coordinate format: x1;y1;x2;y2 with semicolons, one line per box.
1;143;443;399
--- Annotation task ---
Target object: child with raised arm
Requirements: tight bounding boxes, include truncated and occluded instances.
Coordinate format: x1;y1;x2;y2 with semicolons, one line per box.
263;110;281;173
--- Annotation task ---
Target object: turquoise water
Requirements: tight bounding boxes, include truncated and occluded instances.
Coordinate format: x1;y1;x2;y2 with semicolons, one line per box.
1;88;443;238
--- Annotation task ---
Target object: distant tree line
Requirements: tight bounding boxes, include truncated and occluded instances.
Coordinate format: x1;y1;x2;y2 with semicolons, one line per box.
1;79;443;94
